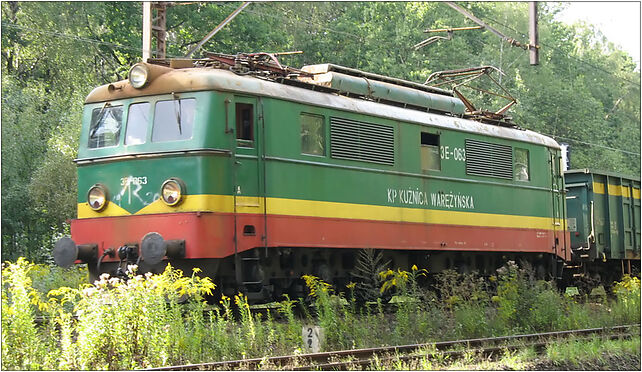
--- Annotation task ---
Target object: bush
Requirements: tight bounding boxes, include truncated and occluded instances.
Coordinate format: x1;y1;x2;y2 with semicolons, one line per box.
302;275;341;349
453;303;490;338
1;258;52;370
28;263;89;298
492;261;569;333
522;286;567;332
57;265;215;369
434;269;489;311
611;275;641;324
3;258;640;370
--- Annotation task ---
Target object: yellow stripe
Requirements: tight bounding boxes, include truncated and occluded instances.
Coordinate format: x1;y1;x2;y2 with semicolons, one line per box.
621;186;631;198
78;195;268;218
592;182;605;194
267;197;553;229
136;195;235;215
78;194;554;230
78;202;132;218
593;182;640;199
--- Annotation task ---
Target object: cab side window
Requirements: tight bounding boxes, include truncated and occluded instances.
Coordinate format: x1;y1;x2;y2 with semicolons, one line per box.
514;148;530;181
236;103;254;147
301;113;325;156
421;132;440;171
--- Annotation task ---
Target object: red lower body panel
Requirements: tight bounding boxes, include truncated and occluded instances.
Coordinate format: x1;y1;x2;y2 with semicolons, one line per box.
267;215;569;260
71;212;570;262
72;212;262;261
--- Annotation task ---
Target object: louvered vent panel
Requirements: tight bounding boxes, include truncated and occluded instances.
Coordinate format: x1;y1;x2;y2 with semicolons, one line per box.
465;139;513;179
330;117;394;165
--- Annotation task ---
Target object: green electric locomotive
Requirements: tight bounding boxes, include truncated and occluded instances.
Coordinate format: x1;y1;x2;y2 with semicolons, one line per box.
55;53;624;300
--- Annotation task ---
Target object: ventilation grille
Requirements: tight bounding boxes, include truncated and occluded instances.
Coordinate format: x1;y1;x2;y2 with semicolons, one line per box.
465;139;513;179
330;117;394;165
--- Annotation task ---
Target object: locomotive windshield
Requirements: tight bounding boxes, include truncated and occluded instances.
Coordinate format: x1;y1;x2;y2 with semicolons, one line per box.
88;104;123;148
81;95;200;158
124;102;149;145
151;98;195;142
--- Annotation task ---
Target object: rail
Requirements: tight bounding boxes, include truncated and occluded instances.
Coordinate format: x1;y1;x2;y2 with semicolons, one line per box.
145;324;640;371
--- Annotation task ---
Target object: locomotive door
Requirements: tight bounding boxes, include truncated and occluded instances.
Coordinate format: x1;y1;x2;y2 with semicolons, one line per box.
231;96;266;259
549;150;565;260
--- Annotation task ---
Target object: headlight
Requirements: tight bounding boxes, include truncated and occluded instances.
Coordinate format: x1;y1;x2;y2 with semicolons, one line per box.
87;184;108;211
161;178;185;206
128;63;149;89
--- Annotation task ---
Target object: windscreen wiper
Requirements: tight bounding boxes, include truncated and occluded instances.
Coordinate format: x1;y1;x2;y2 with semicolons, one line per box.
172;92;182;135
89;102;112;138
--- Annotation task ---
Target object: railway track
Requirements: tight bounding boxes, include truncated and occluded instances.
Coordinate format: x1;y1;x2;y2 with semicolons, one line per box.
146;324;640;371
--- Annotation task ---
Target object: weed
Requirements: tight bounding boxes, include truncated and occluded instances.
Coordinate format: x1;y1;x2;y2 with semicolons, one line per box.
497;347;534;370
434;269;489;311
28;263;89;299
612;274;641;324
379;267;423;344
1;258;51;370
235;293;256;348
521;283;567;332
277;295;302;346
302;275;339;349
350;249;390;303
453;302;490;338
2;257;640;369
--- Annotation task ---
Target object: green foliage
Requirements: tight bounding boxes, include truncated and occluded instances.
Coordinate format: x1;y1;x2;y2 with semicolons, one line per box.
611;275;641;324
453;303;490;338
560;299;594;330
545;336;641;369
27;263;89;299
492;261;568;333
350;249;390;302
434;269;489;310
302;274;341;349
1;258;49;370
2;258;641;368
49;265;216;369
276;295;302;346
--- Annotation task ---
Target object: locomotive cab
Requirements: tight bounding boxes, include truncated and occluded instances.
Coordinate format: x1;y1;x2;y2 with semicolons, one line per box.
54;62;266;283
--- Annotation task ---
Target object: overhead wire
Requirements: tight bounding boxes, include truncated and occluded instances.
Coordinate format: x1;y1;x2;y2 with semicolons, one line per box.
542;134;641;157
422;35;639;158
479;12;640;88
1;22;183;58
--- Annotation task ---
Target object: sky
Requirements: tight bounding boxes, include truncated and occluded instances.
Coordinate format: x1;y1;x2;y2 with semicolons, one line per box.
555;1;641;64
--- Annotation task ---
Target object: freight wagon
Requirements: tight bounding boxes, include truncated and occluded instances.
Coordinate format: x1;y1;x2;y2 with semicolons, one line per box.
565;169;640;283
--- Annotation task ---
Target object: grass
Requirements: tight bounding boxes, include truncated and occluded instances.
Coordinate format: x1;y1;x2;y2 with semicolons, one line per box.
362;337;640;370
1;258;640;370
542;335;641;370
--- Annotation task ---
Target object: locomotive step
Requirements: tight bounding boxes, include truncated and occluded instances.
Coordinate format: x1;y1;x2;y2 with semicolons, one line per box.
242;281;263;285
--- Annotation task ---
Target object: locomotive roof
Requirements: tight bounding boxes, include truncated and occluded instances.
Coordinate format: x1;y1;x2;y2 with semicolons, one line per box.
85;65;560;149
